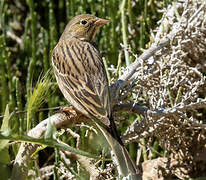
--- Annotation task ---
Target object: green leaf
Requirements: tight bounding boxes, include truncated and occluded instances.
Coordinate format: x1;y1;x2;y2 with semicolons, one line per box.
0;105;10;151
0;148;10;164
1;104;10;131
0;132;100;159
0;105;10;164
31;145;47;158
0;162;10;179
44;118;56;140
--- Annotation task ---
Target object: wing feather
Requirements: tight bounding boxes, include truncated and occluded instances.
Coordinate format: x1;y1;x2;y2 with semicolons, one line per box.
52;38;111;126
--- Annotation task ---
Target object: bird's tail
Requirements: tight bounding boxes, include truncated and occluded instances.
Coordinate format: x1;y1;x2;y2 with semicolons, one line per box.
108;115;124;146
95;118;141;179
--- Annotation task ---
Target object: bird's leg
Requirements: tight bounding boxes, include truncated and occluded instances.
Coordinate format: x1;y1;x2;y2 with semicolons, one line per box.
60;106;90;124
60;106;76;113
59;106;79;118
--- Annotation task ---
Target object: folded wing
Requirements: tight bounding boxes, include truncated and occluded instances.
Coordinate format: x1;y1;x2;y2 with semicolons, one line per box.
52;38;111;126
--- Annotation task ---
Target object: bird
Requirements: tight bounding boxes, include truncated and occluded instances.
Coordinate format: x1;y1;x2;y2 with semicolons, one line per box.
52;14;123;144
52;14;139;177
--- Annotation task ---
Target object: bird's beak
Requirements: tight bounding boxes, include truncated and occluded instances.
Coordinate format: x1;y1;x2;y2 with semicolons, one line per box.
95;18;109;26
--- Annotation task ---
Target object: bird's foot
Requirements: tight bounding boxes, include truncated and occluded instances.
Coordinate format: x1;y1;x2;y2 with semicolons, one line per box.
60;106;76;112
59;106;78;117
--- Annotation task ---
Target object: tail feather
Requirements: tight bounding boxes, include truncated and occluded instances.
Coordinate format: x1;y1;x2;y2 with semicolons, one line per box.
95;115;141;178
108;115;124;146
95;121;140;178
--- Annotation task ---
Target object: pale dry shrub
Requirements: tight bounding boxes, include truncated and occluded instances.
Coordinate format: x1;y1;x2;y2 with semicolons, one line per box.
116;0;206;178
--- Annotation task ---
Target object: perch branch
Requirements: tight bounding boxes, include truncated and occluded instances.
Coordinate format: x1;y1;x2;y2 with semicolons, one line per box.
114;98;206;118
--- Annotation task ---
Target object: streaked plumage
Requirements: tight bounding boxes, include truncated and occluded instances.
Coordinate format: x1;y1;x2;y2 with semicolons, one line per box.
52;37;110;125
52;14;122;144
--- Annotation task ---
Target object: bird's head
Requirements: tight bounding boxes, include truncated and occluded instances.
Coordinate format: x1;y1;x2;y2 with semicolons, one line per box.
61;14;109;42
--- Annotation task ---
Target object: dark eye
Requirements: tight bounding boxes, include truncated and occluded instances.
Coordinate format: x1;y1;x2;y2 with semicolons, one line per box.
80;20;87;25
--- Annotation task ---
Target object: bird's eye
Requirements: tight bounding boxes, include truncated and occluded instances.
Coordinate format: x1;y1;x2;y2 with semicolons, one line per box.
80;20;87;25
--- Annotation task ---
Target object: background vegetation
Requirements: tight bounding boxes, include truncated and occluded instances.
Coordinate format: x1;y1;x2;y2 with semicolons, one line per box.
2;0;206;179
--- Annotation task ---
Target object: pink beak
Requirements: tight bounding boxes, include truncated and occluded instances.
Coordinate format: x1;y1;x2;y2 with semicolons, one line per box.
95;18;109;26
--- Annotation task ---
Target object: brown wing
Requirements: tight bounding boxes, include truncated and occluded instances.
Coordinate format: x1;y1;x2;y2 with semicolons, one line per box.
52;38;111;126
